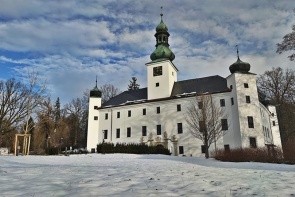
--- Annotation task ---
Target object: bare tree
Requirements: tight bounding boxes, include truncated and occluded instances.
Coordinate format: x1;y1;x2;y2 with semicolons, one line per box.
64;94;89;148
186;94;228;158
257;67;295;104
0;73;46;148
257;67;295;143
100;84;120;103
277;10;295;61
128;77;140;90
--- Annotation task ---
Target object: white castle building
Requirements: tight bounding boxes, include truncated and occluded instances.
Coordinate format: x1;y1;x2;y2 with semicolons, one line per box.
86;14;282;156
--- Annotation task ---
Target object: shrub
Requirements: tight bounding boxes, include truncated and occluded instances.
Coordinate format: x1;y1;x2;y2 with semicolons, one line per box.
213;147;285;164
48;147;59;155
96;143;171;155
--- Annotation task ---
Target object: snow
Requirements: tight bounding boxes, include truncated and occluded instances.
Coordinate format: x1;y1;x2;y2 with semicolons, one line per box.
0;154;295;196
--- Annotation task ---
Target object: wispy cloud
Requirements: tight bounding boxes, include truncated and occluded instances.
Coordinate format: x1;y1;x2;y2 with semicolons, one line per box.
0;0;294;103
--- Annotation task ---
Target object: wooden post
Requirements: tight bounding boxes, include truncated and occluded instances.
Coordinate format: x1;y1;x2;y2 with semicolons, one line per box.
23;136;26;155
27;135;31;155
14;135;17;156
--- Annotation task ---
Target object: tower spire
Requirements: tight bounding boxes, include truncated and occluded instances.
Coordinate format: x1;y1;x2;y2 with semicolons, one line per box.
95;76;98;87
236;44;240;59
150;7;175;62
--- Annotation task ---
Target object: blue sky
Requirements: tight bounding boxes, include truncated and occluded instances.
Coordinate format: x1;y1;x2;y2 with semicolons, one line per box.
0;0;294;104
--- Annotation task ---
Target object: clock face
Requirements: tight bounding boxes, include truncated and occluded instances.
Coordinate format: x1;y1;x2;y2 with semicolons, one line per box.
153;66;162;76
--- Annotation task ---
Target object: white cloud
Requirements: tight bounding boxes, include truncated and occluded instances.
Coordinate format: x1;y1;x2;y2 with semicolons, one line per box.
0;0;294;104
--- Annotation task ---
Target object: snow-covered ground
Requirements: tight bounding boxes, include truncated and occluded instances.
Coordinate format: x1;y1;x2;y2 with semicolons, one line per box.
0;154;295;196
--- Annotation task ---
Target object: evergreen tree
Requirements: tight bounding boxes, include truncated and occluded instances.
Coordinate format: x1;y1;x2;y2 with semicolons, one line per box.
128;77;140;90
54;97;61;125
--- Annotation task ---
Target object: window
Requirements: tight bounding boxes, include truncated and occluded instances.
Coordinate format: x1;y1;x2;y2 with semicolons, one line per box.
157;107;160;114
201;145;206;153
153;66;162;76
198;102;203;109
249;137;257;148
105;113;108;120
142;126;147;136
246;96;251;103
117;112;120;118
157;125;161;135
156;83;159;87
127;127;131;137
116;129;120;138
177;123;183;134
94;116;98;120
224;144;230;152
272;121;276;126
179;146;184;154
177;104;181;111
128;110;131;117
94;106;98;109
231;98;234;105
247;116;254;128
143;108;146;115
103;130;108;139
199;121;205;132
271;113;274;116
230;85;233;89
244;83;249;88
221;119;228;130
220;99;225;107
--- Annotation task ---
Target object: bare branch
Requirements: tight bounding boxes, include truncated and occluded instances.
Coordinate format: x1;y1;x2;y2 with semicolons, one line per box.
185;94;228;158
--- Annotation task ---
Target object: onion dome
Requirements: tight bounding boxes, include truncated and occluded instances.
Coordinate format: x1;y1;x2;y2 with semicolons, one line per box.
229;46;251;74
90;77;101;98
150;11;175;62
229;57;251;73
150;45;175;61
156;19;168;32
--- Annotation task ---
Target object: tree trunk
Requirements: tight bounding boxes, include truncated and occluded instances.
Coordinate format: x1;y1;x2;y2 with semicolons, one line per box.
205;144;209;159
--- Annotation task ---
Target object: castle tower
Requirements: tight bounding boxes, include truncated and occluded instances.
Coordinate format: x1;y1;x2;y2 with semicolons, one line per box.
226;48;264;149
86;78;102;152
146;10;178;100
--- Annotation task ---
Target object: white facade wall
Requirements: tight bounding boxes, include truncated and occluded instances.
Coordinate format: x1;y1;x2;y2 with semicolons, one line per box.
227;73;265;149
267;105;282;147
259;103;273;144
87;72;282;155
87;97;101;152
90;93;237;157
226;74;242;148
146;60;178;100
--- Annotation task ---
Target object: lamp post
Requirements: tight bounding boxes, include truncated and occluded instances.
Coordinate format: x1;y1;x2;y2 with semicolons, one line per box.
47;136;51;155
102;130;105;154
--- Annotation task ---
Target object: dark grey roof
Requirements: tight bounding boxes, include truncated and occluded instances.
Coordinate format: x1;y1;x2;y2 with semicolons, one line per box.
171;75;230;96
102;75;230;107
102;88;147;107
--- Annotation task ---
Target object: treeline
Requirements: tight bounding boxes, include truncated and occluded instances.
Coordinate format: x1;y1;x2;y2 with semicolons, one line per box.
0;74;89;154
0;73;123;155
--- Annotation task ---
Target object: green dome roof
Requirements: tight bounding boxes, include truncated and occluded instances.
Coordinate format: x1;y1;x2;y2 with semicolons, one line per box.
150;44;175;61
156;20;168;32
150;13;175;62
229;57;251;74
